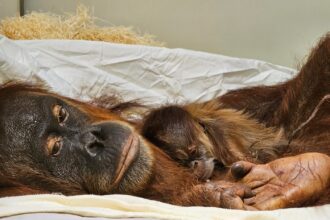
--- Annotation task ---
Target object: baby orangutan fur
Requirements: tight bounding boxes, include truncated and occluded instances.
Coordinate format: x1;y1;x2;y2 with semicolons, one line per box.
142;100;288;181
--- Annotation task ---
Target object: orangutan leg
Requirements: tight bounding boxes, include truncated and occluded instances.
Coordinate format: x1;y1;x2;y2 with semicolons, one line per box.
229;153;330;210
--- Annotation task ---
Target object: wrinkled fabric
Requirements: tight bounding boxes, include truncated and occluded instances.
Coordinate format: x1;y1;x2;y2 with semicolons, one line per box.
0;194;329;220
0;36;295;105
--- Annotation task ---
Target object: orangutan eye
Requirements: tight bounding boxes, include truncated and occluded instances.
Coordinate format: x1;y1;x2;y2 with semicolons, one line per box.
187;145;197;156
199;122;207;132
175;149;189;160
53;105;69;125
46;136;63;157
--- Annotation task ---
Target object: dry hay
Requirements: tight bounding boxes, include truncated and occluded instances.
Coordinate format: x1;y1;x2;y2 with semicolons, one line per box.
0;5;164;46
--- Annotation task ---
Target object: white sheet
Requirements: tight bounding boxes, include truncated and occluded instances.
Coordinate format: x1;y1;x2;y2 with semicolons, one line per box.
0;35;295;105
1;36;328;220
0;194;329;220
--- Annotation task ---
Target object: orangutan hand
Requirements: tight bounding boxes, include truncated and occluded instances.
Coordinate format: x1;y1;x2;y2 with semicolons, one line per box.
229;153;330;210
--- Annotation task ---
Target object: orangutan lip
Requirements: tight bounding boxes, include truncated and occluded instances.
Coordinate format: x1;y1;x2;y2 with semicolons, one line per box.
111;133;140;187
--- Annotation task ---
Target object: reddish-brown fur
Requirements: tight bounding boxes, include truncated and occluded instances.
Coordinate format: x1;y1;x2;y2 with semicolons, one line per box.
215;34;330;204
216;34;330;205
218;34;330;157
0;34;330;209
141;34;330;205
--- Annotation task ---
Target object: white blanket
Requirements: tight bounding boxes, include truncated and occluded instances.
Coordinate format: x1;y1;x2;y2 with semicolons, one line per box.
0;194;330;220
0;35;295;105
0;36;329;220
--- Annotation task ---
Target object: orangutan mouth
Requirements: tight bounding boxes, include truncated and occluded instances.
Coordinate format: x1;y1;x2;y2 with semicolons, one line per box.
111;133;140;187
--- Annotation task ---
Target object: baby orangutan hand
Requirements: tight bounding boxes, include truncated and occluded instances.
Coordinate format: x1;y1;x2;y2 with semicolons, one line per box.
228;152;330;210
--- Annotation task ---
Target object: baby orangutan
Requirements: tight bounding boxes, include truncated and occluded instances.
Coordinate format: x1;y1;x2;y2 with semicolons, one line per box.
142;101;288;181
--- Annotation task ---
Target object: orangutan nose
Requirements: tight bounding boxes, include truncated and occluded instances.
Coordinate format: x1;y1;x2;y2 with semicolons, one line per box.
80;126;104;157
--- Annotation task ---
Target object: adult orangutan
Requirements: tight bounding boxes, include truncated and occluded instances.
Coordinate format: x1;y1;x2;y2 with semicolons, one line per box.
0;34;329;210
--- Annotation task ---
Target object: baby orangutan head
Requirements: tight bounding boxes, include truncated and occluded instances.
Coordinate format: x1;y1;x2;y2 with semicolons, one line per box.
141;105;217;181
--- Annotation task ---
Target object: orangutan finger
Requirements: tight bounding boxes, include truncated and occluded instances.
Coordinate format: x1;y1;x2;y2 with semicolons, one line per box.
254;195;285;210
243;204;258;211
221;191;245;209
245;179;270;189
243;186;256;198
244;197;256;206
231;161;255;179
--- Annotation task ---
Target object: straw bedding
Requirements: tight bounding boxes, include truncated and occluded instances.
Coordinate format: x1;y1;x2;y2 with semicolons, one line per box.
0;5;163;46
